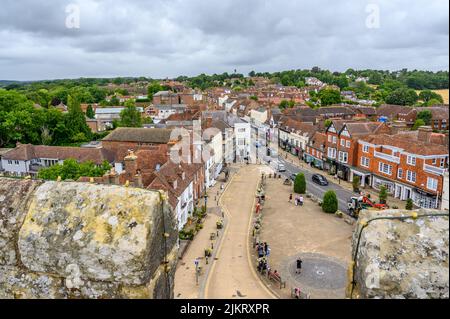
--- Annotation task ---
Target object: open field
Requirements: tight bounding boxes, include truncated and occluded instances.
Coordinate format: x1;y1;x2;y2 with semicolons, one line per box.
416;89;449;104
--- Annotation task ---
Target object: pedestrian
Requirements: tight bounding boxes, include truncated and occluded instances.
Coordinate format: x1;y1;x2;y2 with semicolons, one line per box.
264;242;268;254
299;195;304;206
258;246;264;258
296;258;303;274
289;194;293;203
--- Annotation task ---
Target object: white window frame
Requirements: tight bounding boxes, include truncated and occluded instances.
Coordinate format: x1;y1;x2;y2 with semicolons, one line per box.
328;135;332;143
332;136;337;144
338;151;348;164
407;155;416;166
427;177;438;191
363;145;369;153
360;157;370;168
346;140;351;148
327;148;336;159
398;168;403;179
378;162;393;176
406;170;417;183
340;139;345;147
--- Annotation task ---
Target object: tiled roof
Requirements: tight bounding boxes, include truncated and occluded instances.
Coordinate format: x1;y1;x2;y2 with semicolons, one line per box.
360;134;449;156
281;118;317;137
2;144;114;164
103;127;175;143
344;122;386;136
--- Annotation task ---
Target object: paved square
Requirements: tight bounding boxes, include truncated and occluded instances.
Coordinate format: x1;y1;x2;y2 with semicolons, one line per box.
258;176;354;299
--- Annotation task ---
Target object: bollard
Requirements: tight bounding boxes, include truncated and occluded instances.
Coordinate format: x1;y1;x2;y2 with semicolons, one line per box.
211;242;214;250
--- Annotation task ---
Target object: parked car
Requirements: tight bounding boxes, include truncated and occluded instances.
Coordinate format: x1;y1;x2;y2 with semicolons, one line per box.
312;174;328;186
290;173;297;181
278;163;286;172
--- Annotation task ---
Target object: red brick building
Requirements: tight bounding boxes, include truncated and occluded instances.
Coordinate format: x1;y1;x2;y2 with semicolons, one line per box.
324;120;391;181
356;133;449;209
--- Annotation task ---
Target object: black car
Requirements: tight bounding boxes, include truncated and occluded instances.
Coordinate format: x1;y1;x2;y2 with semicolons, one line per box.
312;174;328;186
290;173;297;181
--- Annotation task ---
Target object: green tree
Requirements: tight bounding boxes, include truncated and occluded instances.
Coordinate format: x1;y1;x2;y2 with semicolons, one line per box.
119;100;142;127
324;119;332;128
419;90;444;104
412;119;426;130
385;88;419;105
38;159;111;181
352;175;361;192
65;95;92;143
86;104;95;119
147;81;163;100
417;109;432;125
294;173;306;194
279;100;289;110
405;198;414;210
322;191;338;214
379;186;388;204
318;89;342;106
425;98;443;107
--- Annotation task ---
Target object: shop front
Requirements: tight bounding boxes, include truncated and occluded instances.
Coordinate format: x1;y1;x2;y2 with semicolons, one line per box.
350;167;372;188
371;175;395;194
412;188;440;209
304;154;324;170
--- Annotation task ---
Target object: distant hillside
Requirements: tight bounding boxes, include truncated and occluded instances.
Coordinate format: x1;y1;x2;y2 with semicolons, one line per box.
0;80;24;88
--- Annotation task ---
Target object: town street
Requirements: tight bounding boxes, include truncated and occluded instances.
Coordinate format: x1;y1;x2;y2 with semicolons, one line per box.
204;165;276;299
273;155;357;212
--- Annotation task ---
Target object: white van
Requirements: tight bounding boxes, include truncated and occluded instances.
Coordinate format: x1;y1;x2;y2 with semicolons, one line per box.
278;163;286;172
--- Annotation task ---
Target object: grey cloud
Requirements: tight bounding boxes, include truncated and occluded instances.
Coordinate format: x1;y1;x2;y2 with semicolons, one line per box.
0;0;448;80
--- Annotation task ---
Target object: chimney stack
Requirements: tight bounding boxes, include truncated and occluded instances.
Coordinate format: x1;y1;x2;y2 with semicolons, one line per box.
418;126;433;143
124;150;138;175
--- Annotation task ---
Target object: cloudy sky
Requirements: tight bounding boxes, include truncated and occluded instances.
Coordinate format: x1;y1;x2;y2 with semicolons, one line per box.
0;0;448;80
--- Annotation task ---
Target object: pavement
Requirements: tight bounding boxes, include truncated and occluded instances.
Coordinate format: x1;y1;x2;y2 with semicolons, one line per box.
255;175;354;299
174;168;237;299
204;165;276;299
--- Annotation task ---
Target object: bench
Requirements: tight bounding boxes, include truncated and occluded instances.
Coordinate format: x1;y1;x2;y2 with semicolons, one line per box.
267;270;286;289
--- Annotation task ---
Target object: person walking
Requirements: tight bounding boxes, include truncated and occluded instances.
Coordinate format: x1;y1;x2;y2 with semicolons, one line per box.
299;195;304;206
296;258;303;274
289;194;293;203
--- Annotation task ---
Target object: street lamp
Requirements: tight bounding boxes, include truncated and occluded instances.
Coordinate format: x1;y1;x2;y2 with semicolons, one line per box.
204;190;208;208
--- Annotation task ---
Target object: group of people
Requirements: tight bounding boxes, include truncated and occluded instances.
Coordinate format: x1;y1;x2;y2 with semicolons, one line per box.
257;256;269;273
257;242;270;258
289;194;304;206
256;242;271;274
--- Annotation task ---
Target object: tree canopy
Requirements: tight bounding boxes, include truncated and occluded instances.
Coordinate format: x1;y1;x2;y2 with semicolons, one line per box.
38;159;111;181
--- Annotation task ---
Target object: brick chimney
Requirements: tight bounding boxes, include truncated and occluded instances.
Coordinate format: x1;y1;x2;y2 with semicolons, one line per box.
124;150;138;175
418;126;433;143
134;171;143;188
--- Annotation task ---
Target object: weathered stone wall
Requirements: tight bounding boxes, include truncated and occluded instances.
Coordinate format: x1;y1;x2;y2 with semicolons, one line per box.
0;178;178;299
349;209;449;299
